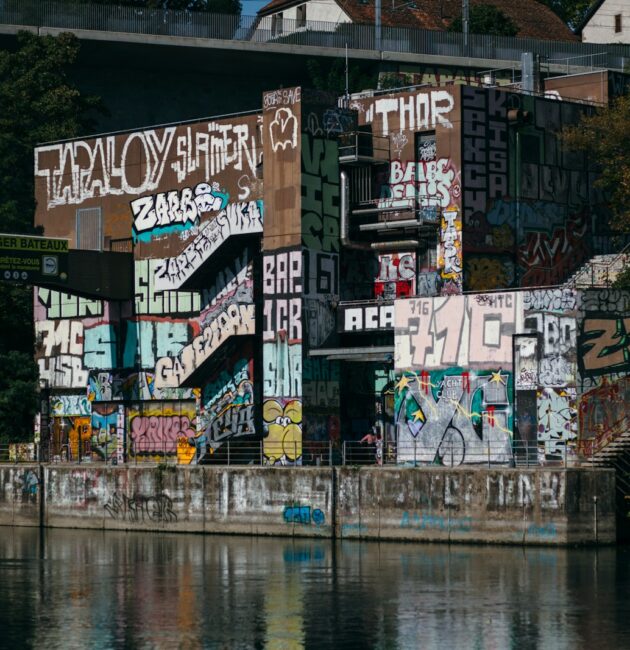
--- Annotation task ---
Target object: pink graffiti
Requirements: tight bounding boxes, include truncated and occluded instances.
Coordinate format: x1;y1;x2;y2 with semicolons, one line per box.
130;415;196;454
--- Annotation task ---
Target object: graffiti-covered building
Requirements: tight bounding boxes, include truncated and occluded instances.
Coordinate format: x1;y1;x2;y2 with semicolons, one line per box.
31;75;630;466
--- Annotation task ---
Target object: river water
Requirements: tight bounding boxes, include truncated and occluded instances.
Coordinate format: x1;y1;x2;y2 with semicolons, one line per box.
1;527;629;649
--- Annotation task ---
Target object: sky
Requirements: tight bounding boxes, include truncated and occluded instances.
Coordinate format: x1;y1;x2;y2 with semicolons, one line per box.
241;0;269;16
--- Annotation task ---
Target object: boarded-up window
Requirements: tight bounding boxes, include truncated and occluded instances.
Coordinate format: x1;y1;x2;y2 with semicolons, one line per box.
76;207;102;251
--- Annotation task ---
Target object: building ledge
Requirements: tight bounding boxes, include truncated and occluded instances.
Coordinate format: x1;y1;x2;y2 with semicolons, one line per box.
308;345;394;362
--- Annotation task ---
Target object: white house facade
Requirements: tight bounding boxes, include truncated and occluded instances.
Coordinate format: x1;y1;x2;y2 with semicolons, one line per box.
254;0;351;40
581;0;630;44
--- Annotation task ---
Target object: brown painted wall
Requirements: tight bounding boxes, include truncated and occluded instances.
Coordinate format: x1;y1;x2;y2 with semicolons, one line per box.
544;71;610;105
262;87;303;251
544;70;630;106
34;113;263;255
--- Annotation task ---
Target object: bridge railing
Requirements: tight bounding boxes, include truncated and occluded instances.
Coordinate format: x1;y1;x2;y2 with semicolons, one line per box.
2;1;630;71
1;0;245;39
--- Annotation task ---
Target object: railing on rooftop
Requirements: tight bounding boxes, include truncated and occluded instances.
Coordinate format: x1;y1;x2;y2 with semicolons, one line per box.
3;1;630;72
338;132;390;164
547;51;613;75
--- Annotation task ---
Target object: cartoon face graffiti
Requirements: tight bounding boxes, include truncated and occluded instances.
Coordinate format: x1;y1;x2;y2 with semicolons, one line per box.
263;399;302;464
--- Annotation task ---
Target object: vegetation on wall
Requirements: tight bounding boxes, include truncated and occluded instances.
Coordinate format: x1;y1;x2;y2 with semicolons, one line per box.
0;31;102;442
563;95;630;288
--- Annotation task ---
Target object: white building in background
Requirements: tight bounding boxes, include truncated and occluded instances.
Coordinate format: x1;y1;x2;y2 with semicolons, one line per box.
580;0;630;44
253;0;351;39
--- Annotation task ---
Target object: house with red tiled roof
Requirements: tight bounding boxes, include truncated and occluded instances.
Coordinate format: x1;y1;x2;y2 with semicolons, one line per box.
253;0;577;42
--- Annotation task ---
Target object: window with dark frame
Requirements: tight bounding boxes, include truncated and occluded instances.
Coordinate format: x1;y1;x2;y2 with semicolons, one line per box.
615;13;622;33
272;12;284;36
296;4;306;29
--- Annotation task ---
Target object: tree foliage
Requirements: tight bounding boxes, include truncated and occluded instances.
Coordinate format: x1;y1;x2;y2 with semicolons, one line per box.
0;31;102;442
306;59;378;96
448;4;518;37
75;0;242;13
537;1;594;30
563;95;630;288
563;96;630;233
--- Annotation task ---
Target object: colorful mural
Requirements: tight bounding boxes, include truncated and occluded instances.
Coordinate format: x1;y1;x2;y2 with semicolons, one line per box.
127;402;196;463
395;368;513;465
30;83;628;470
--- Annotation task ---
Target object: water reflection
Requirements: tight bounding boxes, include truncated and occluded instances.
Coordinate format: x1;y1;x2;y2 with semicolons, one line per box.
0;528;629;649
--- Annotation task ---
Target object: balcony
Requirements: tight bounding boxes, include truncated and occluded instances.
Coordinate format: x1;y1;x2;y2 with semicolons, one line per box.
354;200;441;227
350;196;441;249
340;164;441;252
338;132;390;166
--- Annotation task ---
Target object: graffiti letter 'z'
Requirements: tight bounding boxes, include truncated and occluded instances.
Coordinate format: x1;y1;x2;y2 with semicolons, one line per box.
131;196;154;233
582;318;630;372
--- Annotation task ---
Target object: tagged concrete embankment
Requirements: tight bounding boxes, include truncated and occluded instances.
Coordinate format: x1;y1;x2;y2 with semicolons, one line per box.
0;465;616;545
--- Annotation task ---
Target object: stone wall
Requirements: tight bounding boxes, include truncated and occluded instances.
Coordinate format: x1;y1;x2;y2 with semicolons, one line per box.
0;465;42;527
336;467;615;545
0;465;616;545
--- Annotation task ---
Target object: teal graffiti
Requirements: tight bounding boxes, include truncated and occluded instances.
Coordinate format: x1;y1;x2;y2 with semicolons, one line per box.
123;320;189;369
283;505;325;526
400;511;473;533
526;523;557;538
341;523;368;535
84;324;117;369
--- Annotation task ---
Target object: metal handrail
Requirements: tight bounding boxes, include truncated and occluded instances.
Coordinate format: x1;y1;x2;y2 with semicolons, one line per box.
336;297;395;306
0;439;612;469
547;51;610;75
338;132;390;162
568;241;630;289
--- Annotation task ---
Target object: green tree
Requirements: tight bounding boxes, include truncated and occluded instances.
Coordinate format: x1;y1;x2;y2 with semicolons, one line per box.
538;1;594;30
448;4;518;37
563;95;630;288
306;59;378;96
76;0;242;13
0;31;102;443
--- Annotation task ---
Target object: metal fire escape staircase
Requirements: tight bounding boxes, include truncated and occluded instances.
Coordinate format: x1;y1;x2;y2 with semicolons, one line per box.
566;243;630;533
335;130;441;343
338;130;440;253
152;205;262;388
565;245;630;290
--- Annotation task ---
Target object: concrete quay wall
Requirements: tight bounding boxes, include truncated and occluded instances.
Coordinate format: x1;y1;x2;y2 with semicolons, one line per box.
0;465;616;545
